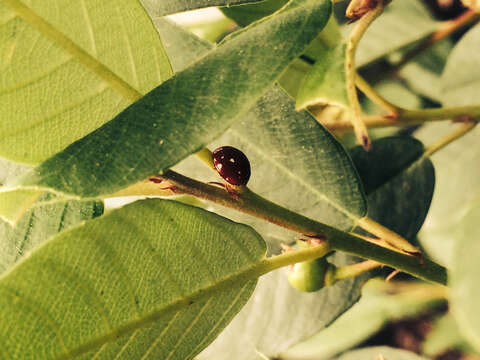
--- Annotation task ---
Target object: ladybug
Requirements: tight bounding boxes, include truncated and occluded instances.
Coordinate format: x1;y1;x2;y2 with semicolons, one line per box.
212;146;251;186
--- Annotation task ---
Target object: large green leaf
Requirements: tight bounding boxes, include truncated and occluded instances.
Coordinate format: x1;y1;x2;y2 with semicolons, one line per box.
450;203;480;353
17;0;332;198
280;280;444;360
416;25;480;265
0;195;103;274
142;0;265;17
0;199;266;359
354;0;439;67
0;0;172;164
337;346;429;360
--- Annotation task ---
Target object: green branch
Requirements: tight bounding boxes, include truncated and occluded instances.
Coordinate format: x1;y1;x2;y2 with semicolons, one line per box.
155;170;447;285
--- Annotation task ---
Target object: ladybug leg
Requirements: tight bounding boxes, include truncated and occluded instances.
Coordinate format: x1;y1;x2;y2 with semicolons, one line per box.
208;181;240;200
148;177;179;193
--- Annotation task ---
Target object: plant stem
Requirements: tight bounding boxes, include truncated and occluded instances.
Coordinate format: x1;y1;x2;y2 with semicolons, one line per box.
345;0;385;150
355;74;404;115
333;260;381;282
158;170;447;284
424;121;478;157
356;216;420;255
323;105;480;130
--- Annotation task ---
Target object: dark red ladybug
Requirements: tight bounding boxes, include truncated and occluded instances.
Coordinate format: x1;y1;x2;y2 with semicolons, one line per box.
212;146;251;186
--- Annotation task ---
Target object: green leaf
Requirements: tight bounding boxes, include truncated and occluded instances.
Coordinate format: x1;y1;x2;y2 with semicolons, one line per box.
450;203;480;353
296;43;348;110
280;280;444;360
200;254;364;359
221;0;288;26
441;24;480;106
142;0;266;17
354;0;439;67
0;199;266;359
350;137;434;242
336;346;429;360
0;196;103;275
416;123;479;266
0;0;172;164
416;26;480;265
18;0;332;198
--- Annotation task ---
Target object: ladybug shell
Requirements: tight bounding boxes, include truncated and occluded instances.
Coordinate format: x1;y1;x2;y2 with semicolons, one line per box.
212;146;251;186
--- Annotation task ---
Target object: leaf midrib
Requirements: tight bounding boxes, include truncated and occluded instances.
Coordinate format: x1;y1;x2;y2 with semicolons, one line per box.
54;260;266;360
2;0;149;102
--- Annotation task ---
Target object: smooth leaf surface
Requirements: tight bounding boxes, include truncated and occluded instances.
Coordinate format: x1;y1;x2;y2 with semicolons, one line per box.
156;18;368;358
0;199;266;359
0;0;172;164
350;137;434;242
416;26;480;265
281;280;444;360
0;196;103;274
353;0;439;67
450;203;480;353
19;0;332;198
296;43;348;110
441;24;480;107
337;346;429;360
142;0;265;17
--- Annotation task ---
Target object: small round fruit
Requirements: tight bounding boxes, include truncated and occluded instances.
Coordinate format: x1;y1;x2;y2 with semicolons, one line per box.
212;146;251;186
288;258;327;292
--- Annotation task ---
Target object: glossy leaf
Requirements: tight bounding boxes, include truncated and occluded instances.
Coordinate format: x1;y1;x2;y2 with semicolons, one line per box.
0;0;172;164
0;199;266;359
450;203;480;353
337;346;429;360
281;280;444;360
0;196;103;274
296;43;348;110
354;0;439;67
18;0;332;198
